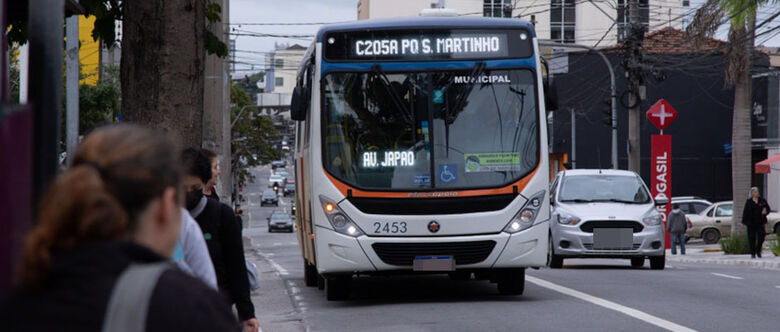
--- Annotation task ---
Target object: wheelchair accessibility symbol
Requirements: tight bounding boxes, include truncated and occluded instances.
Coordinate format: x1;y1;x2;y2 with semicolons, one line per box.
439;164;457;183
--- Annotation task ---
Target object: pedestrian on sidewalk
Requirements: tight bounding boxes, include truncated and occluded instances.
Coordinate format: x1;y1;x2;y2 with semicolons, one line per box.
742;187;769;258
173;207;218;290
667;204;687;255
0;125;239;332
182;148;259;332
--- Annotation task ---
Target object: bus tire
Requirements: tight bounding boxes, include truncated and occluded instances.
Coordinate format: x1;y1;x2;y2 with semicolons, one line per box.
325;275;350;301
304;261;318;287
496;269;525;295
317;274;325;290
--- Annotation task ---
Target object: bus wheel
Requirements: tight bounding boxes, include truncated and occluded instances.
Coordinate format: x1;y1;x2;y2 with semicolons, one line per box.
317;274;325;290
304;261;318;287
496;269;525;295
325;275;350;301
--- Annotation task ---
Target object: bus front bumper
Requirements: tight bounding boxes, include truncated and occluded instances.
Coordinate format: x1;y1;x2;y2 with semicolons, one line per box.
315;221;549;275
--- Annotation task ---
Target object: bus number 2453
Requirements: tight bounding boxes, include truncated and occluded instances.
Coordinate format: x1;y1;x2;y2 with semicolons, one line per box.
373;221;408;234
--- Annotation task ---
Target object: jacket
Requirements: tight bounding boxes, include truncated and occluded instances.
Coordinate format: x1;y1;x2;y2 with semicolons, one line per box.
742;198;770;226
667;209;687;233
179;207;218;290
194;198;255;321
0;242;239;332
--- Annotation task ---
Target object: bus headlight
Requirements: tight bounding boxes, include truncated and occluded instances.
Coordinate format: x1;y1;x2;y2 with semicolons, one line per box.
319;195;364;237
504;191;546;234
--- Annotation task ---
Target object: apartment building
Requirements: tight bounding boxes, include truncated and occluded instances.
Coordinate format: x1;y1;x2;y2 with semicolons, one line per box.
258;43;307;117
356;0;693;47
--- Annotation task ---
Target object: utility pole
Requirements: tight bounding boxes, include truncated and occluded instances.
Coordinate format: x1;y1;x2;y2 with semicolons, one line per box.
626;0;643;173
65;15;79;163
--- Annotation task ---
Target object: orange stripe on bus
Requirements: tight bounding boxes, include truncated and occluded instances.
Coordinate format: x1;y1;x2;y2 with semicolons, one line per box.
323;164;539;199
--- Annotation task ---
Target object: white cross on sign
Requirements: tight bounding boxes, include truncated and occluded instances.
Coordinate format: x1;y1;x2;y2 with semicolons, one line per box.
651;104;673;126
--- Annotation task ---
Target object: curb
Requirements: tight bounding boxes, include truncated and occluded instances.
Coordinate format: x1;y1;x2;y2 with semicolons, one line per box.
666;255;780;270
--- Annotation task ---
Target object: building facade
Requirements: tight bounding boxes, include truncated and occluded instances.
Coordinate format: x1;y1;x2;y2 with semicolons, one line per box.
258;43;307;119
356;0;691;47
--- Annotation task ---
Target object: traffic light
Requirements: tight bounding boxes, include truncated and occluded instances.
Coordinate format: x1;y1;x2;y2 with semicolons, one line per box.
602;97;613;127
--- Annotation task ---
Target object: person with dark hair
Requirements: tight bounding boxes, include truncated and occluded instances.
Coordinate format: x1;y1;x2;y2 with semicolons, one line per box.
742;187;770;258
201;148;221;201
182;148;259;332
667;204;687;255
0;125;239;331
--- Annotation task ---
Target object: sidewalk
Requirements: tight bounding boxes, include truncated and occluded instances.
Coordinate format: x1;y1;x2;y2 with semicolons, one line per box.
665;245;780;270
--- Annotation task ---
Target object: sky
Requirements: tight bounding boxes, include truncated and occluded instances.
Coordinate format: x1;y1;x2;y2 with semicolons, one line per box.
229;0;780;75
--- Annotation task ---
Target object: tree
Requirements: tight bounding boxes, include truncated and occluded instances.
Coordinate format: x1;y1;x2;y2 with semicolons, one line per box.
231;83;281;187
688;0;779;235
79;65;121;134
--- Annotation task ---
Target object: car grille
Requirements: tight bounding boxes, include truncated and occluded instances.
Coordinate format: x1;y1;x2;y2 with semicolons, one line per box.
580;220;644;233
371;241;496;266
583;243;642;250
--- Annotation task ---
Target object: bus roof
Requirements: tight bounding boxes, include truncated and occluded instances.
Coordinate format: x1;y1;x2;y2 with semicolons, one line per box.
316;17;536;42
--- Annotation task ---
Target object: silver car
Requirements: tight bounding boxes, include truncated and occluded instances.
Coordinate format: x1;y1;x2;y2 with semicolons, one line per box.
549;169;666;269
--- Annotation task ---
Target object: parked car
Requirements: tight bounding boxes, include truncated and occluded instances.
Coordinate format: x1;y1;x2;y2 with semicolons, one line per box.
260;190;279;206
283;182;295;196
671;196;712;215
686;201;780;244
549;169;667;270
268;211;294;232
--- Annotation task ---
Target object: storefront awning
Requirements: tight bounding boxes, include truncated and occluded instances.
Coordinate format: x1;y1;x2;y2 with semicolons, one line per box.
755;153;780;174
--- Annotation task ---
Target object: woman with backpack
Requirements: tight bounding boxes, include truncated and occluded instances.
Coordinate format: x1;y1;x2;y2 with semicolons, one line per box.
0;125;240;331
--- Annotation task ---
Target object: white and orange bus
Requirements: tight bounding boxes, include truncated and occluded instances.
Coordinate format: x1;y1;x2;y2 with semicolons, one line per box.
290;16;555;300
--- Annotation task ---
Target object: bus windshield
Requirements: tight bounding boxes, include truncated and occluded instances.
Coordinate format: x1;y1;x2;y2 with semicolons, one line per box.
322;68;538;191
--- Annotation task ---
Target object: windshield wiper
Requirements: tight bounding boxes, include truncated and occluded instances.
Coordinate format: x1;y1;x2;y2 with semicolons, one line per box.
370;64;414;126
592;198;642;204
560;199;594;203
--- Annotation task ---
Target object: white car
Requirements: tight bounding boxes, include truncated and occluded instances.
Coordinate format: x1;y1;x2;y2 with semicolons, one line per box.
268;175;285;188
549;169;667;269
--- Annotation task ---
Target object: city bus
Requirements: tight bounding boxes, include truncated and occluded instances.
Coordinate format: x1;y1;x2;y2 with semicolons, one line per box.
290;16;554;300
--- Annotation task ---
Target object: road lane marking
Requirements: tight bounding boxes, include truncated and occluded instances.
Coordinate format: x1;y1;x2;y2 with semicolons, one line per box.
258;252;289;276
526;276;696;332
775;286;780;289
711;273;743;280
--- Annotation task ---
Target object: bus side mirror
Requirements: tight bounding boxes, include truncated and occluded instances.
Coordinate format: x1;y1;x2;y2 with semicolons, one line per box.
543;78;559;112
291;86;309;121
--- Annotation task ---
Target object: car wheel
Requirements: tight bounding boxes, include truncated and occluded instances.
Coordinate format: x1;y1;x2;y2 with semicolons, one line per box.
684;236;690;243
702;228;721;244
496;269;525;295
649;255;665;270
304;261;318;287
325;275;350;301
774;223;780;235
630;257;644;268
548;235;563;269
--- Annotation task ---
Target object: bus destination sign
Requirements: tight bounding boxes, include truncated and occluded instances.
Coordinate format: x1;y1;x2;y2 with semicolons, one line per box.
324;29;532;61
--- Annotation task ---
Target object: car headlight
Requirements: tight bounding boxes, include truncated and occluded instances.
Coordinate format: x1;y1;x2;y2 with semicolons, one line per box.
642;213;663;226
319;195;363;237
557;212;581;225
504;190;546;234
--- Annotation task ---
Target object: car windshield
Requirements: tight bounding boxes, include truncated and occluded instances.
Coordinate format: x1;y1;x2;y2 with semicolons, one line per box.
559;175;651;204
322;68;538;190
271;213;290;220
262;191;276;198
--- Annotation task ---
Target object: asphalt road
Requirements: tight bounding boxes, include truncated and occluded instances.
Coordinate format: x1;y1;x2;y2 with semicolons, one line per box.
242;165;780;332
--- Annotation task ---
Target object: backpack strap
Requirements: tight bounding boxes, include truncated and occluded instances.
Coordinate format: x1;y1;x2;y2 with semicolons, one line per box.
101;262;171;332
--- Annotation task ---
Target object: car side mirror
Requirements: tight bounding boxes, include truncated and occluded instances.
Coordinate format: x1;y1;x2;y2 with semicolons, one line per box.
654;194;669;207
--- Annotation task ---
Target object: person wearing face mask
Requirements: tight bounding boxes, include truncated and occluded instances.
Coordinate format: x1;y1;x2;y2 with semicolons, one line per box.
181;148;259;332
667;204;688;255
201;148;220;201
0;125;239;331
172;207;218;290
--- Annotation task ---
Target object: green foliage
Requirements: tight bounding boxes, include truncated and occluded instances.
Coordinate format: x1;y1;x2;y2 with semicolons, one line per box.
78;65;120;134
231;83;281;186
236;72;266;103
9;44;20;102
8;0;227;58
770;238;780;256
720;234;751;254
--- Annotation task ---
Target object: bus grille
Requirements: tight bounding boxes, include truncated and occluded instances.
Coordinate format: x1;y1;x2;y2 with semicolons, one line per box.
371;241;496;266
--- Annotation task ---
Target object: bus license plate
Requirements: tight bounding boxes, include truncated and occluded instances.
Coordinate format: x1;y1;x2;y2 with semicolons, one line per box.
413;256;455;271
593;228;633;249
